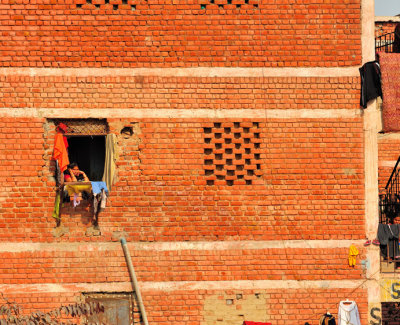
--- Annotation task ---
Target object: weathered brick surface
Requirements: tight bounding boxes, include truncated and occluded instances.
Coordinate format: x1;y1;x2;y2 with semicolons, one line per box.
0;75;360;110
376;21;398;37
0;117;364;242
0;292;140;324
0;292;77;317
0;289;367;325
0;0;369;322
0;247;364;284
0;0;361;67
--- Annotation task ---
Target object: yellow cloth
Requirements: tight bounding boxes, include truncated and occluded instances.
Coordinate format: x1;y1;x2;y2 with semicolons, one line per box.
102;133;118;191
52;192;61;220
65;184;92;196
348;244;359;267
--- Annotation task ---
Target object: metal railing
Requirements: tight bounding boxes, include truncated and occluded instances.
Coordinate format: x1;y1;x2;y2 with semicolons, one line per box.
376;32;395;53
379;156;400;272
380;156;400;224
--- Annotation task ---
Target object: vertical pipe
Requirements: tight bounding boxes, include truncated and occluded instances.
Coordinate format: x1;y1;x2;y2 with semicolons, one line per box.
120;238;149;325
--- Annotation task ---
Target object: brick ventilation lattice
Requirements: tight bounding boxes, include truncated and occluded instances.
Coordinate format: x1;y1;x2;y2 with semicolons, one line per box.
57;119;108;136
75;0;145;10
75;0;258;11
200;0;259;10
203;122;262;186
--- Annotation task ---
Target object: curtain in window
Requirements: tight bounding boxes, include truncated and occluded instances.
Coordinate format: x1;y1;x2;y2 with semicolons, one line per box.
102;134;118;191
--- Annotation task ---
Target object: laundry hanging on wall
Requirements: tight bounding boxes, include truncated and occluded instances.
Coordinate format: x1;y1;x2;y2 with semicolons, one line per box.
52;123;70;172
359;60;382;108
337;300;361;325
102;133;118;191
319;312;336;325
348;245;359;267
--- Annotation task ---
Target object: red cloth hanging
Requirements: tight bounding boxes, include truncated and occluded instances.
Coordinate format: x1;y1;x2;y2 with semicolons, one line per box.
52;133;69;172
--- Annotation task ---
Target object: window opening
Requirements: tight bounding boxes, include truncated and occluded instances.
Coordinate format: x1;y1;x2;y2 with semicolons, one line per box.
50;119;110;229
68;136;105;181
51;118;108;182
382;302;400;325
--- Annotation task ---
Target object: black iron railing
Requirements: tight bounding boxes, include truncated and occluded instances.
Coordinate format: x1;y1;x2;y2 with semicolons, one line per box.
380;156;400;223
376;32;395;53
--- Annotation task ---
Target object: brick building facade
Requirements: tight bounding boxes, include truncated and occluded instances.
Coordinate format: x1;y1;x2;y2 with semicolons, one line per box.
375;16;400;37
0;0;387;324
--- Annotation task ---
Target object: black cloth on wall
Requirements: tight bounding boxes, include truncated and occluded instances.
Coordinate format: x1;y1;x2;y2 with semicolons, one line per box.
359;61;382;108
378;223;400;259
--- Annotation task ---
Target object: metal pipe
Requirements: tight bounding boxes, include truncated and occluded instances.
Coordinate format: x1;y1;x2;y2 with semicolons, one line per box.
120;238;149;325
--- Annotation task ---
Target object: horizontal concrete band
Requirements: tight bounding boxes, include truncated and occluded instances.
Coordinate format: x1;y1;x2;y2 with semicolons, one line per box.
378;133;400;140
379;160;398;167
0;108;362;119
0;67;360;78
0;240;365;253
375;16;400;22
0;280;367;294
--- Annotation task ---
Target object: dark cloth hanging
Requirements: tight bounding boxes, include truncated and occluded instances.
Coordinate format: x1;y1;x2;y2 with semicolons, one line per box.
319;313;336;325
378;224;400;259
359;61;382;108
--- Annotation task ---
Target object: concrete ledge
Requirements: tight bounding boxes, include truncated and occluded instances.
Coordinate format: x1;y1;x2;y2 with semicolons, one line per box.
0;240;365;253
0;108;363;119
0;279;367;293
0;67;360;78
375;16;400;23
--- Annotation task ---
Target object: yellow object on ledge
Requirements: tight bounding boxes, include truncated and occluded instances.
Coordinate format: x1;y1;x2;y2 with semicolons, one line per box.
65;184;92;196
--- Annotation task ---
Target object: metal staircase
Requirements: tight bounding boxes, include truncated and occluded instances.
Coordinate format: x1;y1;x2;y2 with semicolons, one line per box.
380;156;400;224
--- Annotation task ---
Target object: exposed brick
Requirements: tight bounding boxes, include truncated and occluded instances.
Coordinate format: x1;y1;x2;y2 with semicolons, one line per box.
0;117;365;242
0;1;361;67
0;75;360;110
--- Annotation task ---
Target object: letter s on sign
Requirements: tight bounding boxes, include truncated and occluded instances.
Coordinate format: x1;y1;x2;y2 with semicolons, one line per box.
370;307;381;325
392;282;400;299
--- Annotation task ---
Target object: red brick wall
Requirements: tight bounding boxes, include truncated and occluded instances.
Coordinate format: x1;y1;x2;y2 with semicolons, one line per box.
0;0;361;67
89;289;366;325
0;76;361;110
0;0;368;323
0;117;365;242
0;289;368;325
0;247;365;284
376;21;398;37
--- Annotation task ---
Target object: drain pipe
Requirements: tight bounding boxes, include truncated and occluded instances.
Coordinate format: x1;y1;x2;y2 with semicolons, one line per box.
120;238;149;325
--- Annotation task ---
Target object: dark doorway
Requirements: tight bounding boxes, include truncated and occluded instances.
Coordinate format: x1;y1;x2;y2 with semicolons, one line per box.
68;136;105;181
382;302;400;325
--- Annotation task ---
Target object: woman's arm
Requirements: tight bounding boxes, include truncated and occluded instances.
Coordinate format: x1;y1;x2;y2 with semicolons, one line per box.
82;171;89;182
65;169;77;182
78;170;89;182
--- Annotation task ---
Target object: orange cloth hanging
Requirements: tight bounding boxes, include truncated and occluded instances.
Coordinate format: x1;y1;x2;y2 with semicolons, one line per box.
52;133;69;172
